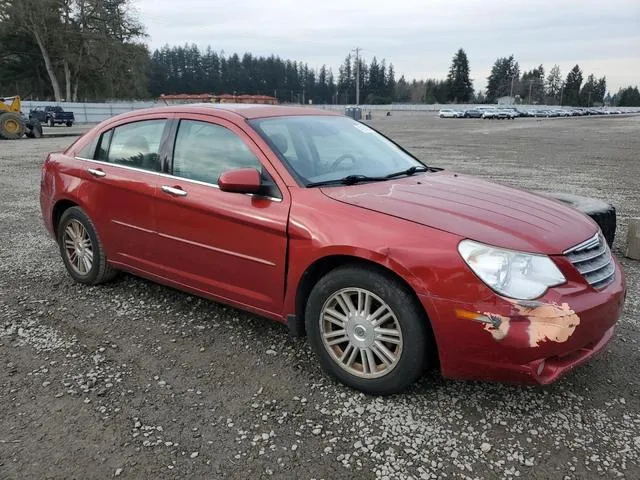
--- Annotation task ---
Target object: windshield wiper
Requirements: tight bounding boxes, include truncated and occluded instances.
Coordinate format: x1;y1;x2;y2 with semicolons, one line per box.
384;165;429;179
306;174;388;188
306;165;430;188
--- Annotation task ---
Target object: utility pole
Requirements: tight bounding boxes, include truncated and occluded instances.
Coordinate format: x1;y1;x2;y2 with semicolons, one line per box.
510;76;515;100
588;90;592;107
352;47;361;105
560;83;564;106
528;79;533;105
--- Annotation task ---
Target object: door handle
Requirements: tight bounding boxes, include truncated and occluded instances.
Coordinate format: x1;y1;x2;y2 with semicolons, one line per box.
161;185;187;197
87;168;106;178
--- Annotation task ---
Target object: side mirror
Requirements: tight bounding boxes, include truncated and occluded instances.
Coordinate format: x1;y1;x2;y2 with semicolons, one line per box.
218;168;261;194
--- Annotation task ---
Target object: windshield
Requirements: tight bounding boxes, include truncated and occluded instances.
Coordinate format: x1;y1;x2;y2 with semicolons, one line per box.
249;115;424;186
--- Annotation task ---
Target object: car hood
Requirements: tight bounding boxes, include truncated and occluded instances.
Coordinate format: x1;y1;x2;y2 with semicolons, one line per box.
321;171;597;254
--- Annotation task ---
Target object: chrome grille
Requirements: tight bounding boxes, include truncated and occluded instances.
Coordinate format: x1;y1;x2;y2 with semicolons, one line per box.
564;233;615;289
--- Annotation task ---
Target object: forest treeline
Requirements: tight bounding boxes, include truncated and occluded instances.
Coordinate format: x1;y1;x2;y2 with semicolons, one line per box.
1;0;639;106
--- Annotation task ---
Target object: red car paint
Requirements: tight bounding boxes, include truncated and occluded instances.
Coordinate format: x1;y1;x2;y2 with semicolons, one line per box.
40;104;626;385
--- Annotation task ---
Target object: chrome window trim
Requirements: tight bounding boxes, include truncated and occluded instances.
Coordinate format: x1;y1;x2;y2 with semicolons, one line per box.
74;156;283;202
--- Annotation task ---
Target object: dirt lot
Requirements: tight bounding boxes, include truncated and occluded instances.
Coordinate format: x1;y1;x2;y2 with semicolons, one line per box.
1;114;639;479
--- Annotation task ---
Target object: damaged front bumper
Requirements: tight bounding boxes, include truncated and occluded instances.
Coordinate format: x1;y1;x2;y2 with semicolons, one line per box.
421;257;627;384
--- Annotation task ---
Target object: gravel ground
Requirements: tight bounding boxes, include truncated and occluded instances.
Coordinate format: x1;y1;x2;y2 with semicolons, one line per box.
1;114;639;479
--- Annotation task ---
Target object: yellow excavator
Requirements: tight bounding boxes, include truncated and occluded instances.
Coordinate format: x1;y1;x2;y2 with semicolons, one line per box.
0;96;43;139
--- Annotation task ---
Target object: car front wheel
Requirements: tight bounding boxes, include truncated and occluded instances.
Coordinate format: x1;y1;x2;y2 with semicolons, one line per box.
57;207;117;285
305;265;431;394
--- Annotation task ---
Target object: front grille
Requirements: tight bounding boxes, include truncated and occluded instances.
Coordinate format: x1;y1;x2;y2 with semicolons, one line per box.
564;233;615;289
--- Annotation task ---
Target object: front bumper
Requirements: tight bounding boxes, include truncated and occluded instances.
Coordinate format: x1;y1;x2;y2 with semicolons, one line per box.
421;257;626;384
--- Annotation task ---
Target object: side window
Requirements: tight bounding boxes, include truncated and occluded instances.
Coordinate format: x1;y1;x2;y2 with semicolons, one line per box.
76;137;98;159
105;120;166;171
172;120;261;185
96;130;112;161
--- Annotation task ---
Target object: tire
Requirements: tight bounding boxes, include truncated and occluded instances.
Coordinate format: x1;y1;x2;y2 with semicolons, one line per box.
57;207;117;285
0;112;26;139
305;265;431;395
49;118;55;128
26;119;43;139
542;192;616;247
66;122;73;127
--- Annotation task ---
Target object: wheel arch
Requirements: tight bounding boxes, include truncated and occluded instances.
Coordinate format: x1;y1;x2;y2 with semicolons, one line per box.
294;255;436;347
52;199;80;237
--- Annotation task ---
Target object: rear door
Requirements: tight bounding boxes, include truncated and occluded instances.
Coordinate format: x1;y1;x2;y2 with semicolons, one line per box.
153;115;290;315
76;115;172;273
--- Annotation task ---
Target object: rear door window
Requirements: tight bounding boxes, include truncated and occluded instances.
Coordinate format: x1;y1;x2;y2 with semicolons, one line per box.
105;120;167;171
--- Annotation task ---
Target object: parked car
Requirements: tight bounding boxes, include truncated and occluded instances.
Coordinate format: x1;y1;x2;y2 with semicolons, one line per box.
40;104;626;394
439;109;460;118
516;109;535;117
501;108;521;118
463;109;483;118
499;109;517;119
29;106;75;127
483;109;512;120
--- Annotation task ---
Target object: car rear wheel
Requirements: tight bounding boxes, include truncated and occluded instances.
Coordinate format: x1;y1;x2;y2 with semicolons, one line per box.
57;207;117;285
305;265;430;394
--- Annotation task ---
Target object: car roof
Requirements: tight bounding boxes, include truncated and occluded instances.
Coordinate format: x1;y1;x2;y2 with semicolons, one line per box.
110;103;340;122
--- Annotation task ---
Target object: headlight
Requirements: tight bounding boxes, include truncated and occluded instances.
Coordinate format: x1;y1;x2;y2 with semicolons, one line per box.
457;240;566;300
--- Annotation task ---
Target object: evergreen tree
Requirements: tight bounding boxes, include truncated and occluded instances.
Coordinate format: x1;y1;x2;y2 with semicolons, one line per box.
446;48;473;102
617;86;640;106
545;64;562;104
486;55;519;102
386;63;396;100
519;65;545;104
579;74;597;106
563;64;583;106
424;79;449;103
594;77;607;105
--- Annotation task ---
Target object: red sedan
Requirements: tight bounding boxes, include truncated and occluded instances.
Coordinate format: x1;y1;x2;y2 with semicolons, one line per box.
40;105;626;394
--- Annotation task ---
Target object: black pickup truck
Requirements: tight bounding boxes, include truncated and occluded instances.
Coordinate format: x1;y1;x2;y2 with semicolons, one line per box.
29;106;75;127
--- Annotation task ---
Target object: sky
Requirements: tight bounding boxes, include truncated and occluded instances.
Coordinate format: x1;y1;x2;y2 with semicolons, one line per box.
135;0;640;94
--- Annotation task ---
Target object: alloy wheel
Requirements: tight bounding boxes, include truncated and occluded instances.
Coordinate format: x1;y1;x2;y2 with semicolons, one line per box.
62;219;94;275
320;287;403;378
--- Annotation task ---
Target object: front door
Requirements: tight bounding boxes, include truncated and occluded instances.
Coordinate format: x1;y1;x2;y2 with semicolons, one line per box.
153;116;289;315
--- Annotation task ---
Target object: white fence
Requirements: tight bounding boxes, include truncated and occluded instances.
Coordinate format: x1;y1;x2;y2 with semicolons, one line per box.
21;100;157;124
19;100;638;124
